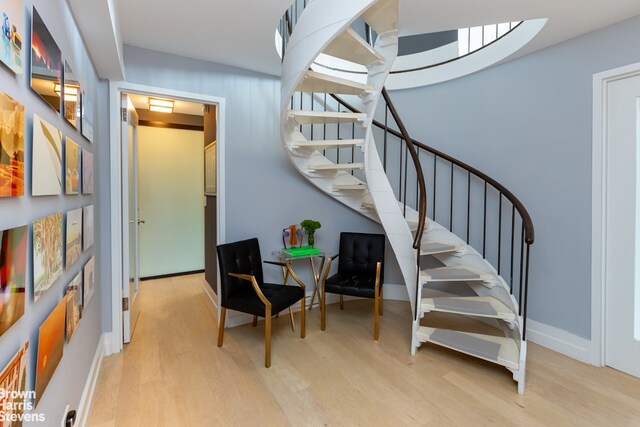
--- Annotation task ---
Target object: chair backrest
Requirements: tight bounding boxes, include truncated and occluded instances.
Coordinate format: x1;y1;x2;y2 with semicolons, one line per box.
217;238;264;304
337;232;385;279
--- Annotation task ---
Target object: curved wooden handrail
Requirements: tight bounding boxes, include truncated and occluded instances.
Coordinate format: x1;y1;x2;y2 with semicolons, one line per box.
332;93;535;245
381;89;427;249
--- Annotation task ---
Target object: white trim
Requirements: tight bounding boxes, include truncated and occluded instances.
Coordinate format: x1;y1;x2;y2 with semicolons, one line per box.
76;333;108;427
591;62;640;366
109;82;227;353
527;320;592;364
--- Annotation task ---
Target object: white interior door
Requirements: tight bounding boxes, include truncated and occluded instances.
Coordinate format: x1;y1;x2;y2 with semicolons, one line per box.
121;94;141;344
605;73;640;378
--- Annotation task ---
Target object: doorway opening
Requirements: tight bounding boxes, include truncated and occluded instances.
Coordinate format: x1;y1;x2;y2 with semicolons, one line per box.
109;83;226;352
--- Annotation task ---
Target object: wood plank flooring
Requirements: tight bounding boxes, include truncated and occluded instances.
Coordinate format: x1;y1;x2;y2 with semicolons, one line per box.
87;274;640;426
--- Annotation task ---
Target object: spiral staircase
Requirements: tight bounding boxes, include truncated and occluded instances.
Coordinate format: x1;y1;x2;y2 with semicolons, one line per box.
279;0;532;394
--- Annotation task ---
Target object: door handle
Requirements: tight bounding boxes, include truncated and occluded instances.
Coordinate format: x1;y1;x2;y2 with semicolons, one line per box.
138;219;146;225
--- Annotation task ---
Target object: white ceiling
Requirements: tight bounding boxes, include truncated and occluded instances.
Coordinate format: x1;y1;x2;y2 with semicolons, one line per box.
128;94;204;116
92;0;640;78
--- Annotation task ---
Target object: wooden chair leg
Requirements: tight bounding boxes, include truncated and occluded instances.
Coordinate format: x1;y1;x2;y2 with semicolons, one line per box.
300;297;306;338
217;308;226;347
379;286;384;316
374;293;379;341
288;307;296;332
339;295;344;310
265;307;272;368
252;315;258;327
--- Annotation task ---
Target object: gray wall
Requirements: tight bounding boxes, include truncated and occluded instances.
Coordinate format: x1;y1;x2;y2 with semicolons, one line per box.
122;45;404;300
387;15;640;339
0;0;108;424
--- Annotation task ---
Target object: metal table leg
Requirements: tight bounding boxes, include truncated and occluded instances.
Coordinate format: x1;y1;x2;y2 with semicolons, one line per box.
308;255;326;310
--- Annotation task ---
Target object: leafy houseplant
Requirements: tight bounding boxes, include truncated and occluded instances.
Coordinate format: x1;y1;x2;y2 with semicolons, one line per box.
300;219;321;248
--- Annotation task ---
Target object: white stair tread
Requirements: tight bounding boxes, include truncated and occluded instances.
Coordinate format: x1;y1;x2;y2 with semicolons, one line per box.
421;296;516;321
297;70;373;95
420;241;461;256
324;28;384;66
362;0;398;34
421;265;493;283
291;139;364;149
416;327;519;370
288;110;366;125
308;162;364;171
334;183;367;190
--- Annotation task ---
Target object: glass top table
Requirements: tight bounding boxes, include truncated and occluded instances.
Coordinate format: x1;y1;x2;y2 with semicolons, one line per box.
272;250;326;310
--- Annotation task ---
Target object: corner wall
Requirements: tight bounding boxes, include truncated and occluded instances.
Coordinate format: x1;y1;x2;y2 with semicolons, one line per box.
0;0;109;424
387;15;640;339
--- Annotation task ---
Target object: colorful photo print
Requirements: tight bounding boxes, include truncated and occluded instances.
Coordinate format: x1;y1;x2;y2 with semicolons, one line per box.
65;208;82;267
0;92;24;197
0;341;29;423
0;0;24;74
32;114;62;196
33;213;62;302
66;271;82;318
35;297;65;407
0;224;26;336
65;137;79;195
82;149;93;194
83;205;93;250
30;7;61;112
65;289;79;343
63;61;80;128
81;91;93;142
83;256;95;308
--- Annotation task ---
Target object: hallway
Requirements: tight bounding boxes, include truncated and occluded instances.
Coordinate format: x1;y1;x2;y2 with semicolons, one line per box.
88;275;640;426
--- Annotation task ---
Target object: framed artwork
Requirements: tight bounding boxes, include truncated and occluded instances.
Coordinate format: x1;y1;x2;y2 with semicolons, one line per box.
0;224;26;336
83;205;93;250
0;0;24;74
205;141;216;195
82;149;93;194
0;342;29;422
35;297;65;407
30;7;61;112
65;137;79;194
0;92;24;197
33;213;62;302
65;208;82;267
83;256;95;308
32;114;62;196
81;91;93;142
65;288;79;343
67;271;82;318
63;61;80;128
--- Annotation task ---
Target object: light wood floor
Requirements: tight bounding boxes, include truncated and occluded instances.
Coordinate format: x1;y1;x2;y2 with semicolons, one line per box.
88;274;640;426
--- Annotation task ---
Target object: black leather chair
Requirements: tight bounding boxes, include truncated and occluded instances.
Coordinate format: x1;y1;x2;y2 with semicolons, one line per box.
320;232;385;340
217;238;306;367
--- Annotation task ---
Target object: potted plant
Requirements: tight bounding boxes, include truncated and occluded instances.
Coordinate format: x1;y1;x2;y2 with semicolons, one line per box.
300;219;321;248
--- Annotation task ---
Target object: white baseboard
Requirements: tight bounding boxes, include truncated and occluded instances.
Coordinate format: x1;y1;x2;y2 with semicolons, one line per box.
526;319;592;364
77;333;108;427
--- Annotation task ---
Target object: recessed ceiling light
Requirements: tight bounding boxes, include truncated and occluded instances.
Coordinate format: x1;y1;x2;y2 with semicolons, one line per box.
149;98;174;113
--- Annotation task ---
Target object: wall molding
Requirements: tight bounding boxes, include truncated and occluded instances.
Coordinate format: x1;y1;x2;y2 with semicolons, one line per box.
77;333;108;427
526;320;592;364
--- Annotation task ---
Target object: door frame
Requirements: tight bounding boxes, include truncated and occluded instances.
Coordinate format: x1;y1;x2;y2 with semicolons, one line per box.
108;81;226;354
591;61;640;366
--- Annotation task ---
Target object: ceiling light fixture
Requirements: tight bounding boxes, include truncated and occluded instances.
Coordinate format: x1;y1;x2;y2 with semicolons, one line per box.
149;98;174;113
54;83;79;102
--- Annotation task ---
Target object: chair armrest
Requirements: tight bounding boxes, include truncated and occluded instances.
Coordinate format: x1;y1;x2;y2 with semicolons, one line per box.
329;254;339;261
262;260;305;289
227;273;271;307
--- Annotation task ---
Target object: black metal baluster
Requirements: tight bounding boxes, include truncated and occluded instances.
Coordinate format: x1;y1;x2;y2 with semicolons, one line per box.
522;245;531;340
518;225;525;315
416;148;420;210
336;103;341;164
383;107;388;171
449;164;454;231
510;205;515;293
466;172;471;243
399;137;403;200
433;156;437;220
403;143;408;217
498;194;502;274
351;122;355;175
482;182;487;258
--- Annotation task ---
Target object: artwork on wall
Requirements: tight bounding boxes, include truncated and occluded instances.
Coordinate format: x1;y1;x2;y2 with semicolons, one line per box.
33;213;62;302
0;92;24;197
35;296;65;407
0;224;26;336
81;90;93;142
65;289;79;343
83;204;94;250
32;114;62;196
30;7;61;112
0;0;24;74
67;271;82;318
63;61;80;128
83;256;95;308
65;137;79;194
82;149;93;194
0;341;29;422
65;208;82;267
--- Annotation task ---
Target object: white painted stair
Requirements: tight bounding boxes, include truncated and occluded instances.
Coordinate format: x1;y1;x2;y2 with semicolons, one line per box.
280;0;527;394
